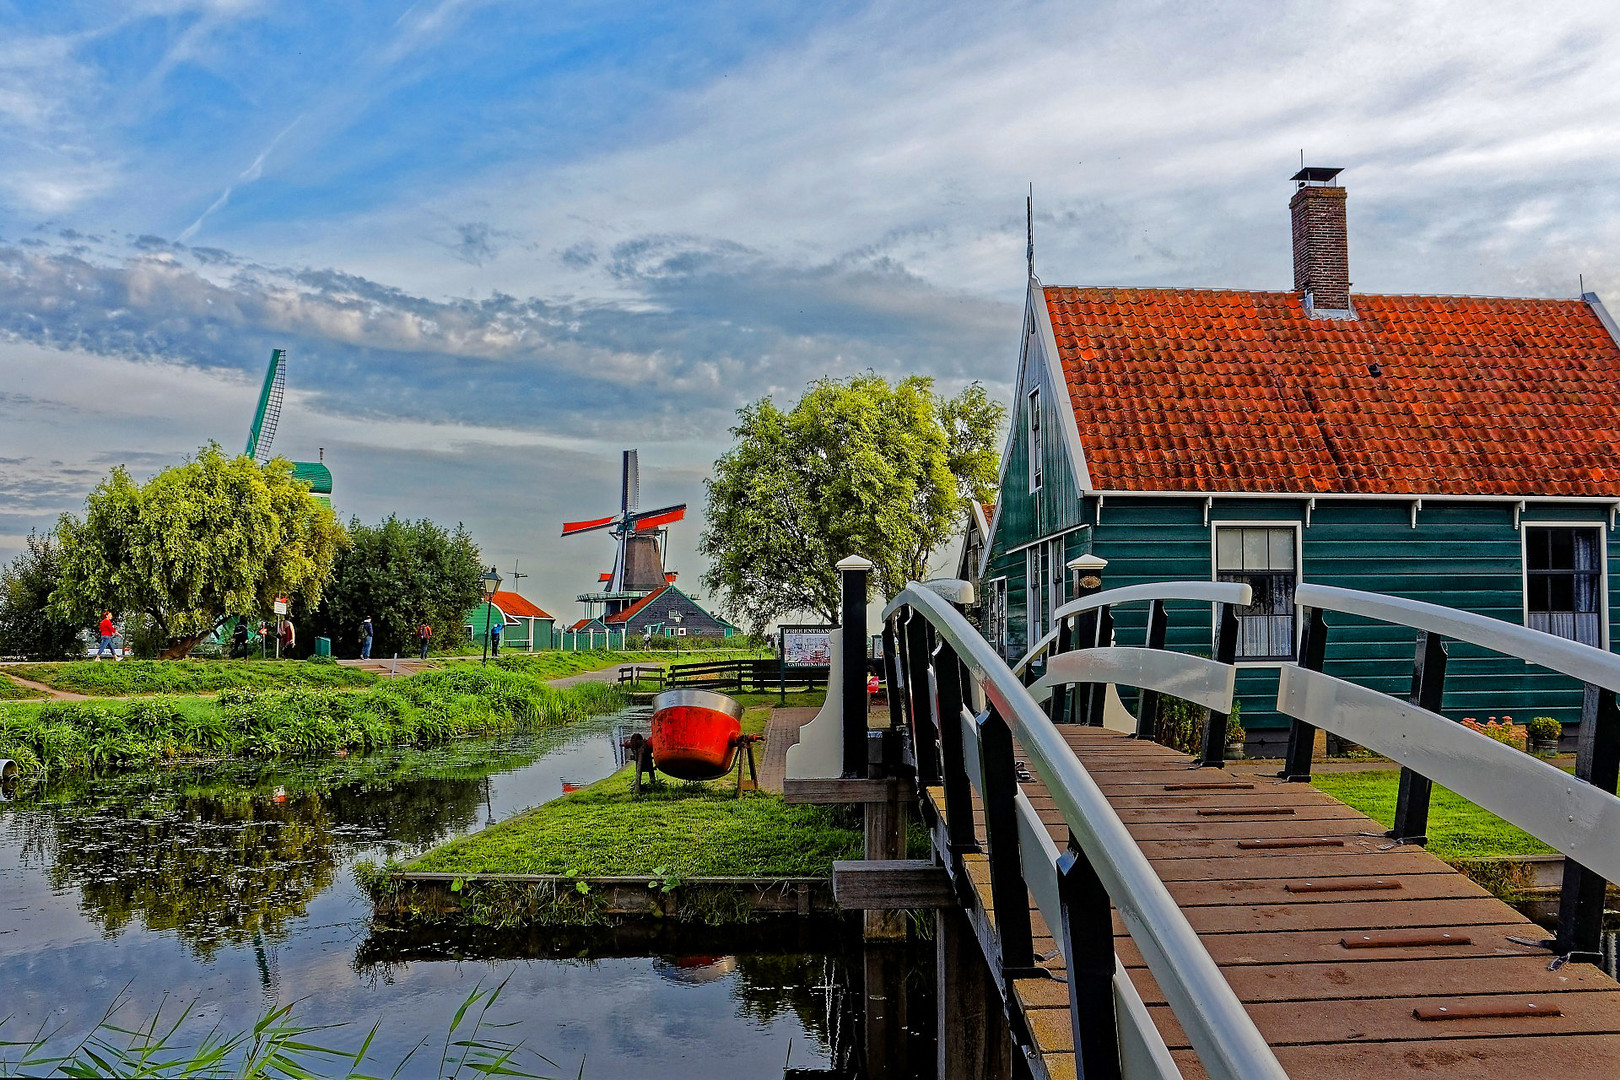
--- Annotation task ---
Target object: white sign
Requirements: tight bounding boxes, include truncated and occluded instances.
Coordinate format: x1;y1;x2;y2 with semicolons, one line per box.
782;628;833;668
273;598;289;615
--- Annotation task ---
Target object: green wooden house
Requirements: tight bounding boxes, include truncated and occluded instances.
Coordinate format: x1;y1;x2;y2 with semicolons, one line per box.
978;168;1620;750
464;590;556;652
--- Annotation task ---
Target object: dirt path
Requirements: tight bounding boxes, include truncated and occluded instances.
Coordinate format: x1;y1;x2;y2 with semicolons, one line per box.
0;673;86;701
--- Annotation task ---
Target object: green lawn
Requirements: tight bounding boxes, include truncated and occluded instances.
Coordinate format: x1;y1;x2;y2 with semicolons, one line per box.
466;647;767;682
406;766;862;879
3;659;376;696
1311;769;1555;860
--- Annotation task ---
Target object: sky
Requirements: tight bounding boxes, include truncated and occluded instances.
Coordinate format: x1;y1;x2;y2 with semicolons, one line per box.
3;0;1620;625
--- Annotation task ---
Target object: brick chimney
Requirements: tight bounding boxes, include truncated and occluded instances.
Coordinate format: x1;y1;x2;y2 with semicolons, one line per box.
1289;166;1350;313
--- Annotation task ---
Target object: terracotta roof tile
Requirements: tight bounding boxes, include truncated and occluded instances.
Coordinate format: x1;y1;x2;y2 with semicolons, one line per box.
489;590;553;621
1045;287;1620;496
603;585;670;625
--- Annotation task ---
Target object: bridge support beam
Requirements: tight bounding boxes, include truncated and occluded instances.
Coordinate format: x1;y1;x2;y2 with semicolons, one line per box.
1196;602;1241;766
1390;632;1448;845
936;907;1012;1080
1280;607;1329;782
1555;684;1620;960
1058;829;1122;1080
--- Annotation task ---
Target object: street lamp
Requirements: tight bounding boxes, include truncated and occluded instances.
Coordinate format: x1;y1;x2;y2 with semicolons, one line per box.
481;566;502;666
669;610;683;655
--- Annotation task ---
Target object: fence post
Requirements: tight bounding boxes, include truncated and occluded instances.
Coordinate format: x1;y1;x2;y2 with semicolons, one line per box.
1134;599;1168;738
882;618;904;730
1057;829;1122;1080
1554;684;1620;959
839;556;874;779
1389;632;1448;845
932;636;980;855
978;704;1035;974
1279;607;1328;782
1197;602;1241;767
1066;556;1107;725
1049;614;1074;724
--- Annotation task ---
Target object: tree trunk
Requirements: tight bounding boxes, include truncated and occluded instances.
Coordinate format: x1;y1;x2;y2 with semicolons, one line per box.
158;633;209;660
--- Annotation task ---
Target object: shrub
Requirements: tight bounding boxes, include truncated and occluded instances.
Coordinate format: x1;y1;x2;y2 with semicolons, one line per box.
1461;717;1527;751
1527;716;1561;741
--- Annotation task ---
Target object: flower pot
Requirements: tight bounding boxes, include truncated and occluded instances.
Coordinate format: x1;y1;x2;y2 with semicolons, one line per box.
1530;737;1560;756
1224;739;1246;762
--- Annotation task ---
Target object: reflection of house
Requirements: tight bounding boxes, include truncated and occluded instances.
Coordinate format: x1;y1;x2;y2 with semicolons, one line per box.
980;166;1620;746
604;584;739;640
464;590;556;651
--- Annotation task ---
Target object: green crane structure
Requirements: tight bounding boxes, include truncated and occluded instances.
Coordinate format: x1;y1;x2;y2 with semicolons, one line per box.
244;349;333;505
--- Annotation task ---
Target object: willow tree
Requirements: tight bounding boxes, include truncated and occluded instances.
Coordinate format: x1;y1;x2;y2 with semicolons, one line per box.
700;374;1004;632
52;444;346;658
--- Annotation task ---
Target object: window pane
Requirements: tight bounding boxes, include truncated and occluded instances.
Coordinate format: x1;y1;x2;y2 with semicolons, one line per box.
1216;529;1241;570
1548;529;1573;570
1574;530;1600;572
1243;529;1268;570
1269;529;1295;571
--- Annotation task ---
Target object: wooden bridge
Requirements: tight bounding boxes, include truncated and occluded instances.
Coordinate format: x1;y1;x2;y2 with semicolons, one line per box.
797;567;1620;1079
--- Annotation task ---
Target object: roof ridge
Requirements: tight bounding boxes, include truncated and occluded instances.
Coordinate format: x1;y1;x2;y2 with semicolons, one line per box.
1043;284;1591;303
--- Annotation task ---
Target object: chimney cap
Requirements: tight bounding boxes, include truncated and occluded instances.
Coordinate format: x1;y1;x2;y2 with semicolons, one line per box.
1291;166;1343;185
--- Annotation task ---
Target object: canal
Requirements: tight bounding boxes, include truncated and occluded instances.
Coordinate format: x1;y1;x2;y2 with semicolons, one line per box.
0;707;935;1077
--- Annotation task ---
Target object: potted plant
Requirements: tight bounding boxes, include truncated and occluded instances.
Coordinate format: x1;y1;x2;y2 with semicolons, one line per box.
1527;716;1561;756
1223;701;1245;761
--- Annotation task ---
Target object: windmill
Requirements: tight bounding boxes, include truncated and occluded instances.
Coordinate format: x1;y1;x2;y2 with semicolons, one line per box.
241;349;333;505
561;450;685;616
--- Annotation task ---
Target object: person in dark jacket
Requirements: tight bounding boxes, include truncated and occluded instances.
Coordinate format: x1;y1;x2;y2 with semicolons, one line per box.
230;620;250;659
417;622;433;660
360;617;374;660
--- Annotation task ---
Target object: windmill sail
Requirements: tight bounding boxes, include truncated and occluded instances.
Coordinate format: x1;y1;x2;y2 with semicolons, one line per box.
562;448;687;607
245;350;287;463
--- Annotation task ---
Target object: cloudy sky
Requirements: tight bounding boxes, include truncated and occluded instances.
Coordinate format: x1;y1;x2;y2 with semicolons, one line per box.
3;0;1619;622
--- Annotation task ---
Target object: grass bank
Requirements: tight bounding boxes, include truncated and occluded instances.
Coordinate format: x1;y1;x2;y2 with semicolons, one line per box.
0;665;628;777
475;646;766;682
2;658;376;696
1311;769;1555;860
0;677;47;700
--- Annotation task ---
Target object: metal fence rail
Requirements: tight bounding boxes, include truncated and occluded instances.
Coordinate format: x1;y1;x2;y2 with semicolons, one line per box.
882;583;1287;1080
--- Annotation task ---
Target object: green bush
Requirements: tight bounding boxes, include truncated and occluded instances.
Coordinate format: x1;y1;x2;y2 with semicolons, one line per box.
1527;716;1561;741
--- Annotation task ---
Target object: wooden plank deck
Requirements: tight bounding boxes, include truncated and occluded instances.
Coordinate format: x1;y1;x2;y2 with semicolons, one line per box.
932;726;1620;1080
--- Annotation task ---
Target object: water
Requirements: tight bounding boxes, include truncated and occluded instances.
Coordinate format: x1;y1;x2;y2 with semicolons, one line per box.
0;709;930;1077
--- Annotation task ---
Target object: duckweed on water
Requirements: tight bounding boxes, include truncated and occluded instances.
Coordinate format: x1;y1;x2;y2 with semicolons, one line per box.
0;667;628;777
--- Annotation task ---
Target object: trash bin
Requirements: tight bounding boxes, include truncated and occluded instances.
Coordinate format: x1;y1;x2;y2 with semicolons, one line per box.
314;636;331;657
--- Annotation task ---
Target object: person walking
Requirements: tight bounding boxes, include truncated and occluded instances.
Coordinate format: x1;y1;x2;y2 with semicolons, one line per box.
359;616;374;660
96;611;118;660
279;618;295;656
489;619;502;657
417;621;433;660
230;619;250;659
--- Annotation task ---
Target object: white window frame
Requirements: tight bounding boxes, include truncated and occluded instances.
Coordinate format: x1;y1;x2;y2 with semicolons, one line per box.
1521;521;1610;650
1047;537;1065;627
1027;547;1043;647
1210;519;1304;666
985;576;1009;659
1027;386;1043;493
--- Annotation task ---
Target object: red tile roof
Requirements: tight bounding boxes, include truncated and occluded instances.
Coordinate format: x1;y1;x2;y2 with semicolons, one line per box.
490;590;553;620
1045;287;1620;496
604;585;670;625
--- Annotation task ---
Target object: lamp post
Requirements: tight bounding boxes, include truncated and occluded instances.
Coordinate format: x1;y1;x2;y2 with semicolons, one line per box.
481;566;502;666
669;610;683;654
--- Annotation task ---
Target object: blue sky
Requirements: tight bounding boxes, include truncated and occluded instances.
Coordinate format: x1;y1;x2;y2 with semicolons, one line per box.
3;0;1620;621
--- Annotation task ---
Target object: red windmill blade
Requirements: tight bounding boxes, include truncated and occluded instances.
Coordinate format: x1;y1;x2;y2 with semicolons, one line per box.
560;449;686;596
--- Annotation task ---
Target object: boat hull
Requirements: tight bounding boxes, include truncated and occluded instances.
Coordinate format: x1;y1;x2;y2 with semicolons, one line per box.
650;690;745;781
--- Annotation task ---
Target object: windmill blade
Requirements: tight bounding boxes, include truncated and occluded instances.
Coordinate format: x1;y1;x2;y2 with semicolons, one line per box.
245;349;287;463
621;449;639;515
632;504;687;531
561;515;618;537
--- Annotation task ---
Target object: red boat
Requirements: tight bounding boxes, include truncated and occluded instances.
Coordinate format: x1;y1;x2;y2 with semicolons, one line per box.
649;689;746;780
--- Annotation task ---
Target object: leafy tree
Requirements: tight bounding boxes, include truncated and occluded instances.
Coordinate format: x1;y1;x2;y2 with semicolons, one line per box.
700;374;1005;631
310;516;484;657
52;444;346;659
0;532;83;659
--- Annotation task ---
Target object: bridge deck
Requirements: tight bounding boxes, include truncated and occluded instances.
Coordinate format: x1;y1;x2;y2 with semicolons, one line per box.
934;725;1620;1080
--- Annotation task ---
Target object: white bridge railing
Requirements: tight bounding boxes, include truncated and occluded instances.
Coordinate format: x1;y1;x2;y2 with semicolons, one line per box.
882;576;1620;1078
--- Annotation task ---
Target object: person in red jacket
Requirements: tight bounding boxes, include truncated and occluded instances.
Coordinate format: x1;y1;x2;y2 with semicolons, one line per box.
97;612;118;660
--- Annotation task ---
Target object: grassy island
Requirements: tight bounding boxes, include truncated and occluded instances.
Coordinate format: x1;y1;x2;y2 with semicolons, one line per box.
3;658;377;696
1311;769;1554;860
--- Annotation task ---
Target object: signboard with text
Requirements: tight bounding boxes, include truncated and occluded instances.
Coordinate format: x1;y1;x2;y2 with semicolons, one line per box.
780;625;835;668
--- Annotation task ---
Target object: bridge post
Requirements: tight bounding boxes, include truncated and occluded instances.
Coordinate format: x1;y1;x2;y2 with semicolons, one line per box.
1049;614;1074;724
1067;555;1107;726
839;556;874;779
936;906;1012;1080
907;613;942;787
1057;829;1122;1080
882;617;904;731
1197;602;1241;766
979;703;1036;973
1082;605;1113;727
1554;684;1620;959
1389;632;1448;845
1279;607;1328;782
1133;599;1168;739
932;637;980;855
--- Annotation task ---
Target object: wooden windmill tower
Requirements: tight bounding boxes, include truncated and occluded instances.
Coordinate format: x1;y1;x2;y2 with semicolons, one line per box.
561;450;686;617
244;349;333;505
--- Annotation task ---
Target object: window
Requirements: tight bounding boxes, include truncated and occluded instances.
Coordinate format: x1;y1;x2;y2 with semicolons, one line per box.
1027;387;1042;492
1047;538;1065;627
1215;525;1298;660
1027;547;1044;646
986;578;1009;659
1525;526;1603;647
